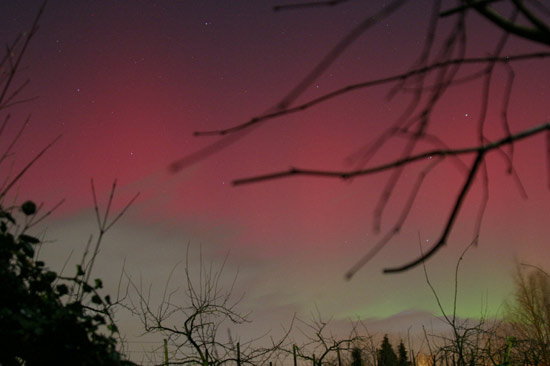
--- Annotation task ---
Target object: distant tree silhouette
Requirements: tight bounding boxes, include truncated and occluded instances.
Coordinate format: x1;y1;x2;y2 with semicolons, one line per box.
506;263;550;365
377;335;398;366
174;0;550;278
397;341;410;366
283;311;364;366
351;346;364;366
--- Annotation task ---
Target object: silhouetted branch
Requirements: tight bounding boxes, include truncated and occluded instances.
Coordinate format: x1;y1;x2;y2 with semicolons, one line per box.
125;244;292;366
275;0;408;110
547;130;550;188
84;179;140;286
23;198;65;230
384;152;485;273
421;239;494;366
0;133;62;200
462;0;550;45
440;0;503;18
273;0;350;12
471;161;488;246
511;0;550;34
345;156;442;279
519;262;550;277
227;120;549;275
192;52;550;138
232;122;550;185
500;62;515;166
0;1;45;108
170;126;256;172
475;9;516;143
182;0;550;277
0;114;30;167
282;309;365;366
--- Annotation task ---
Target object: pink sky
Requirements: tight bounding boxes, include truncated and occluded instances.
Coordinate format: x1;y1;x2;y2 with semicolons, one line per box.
2;0;550;359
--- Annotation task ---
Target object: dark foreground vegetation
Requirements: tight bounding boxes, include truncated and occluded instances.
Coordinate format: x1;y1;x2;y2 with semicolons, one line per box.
0;3;134;365
0;200;134;365
122;244;549;366
1;1;549;365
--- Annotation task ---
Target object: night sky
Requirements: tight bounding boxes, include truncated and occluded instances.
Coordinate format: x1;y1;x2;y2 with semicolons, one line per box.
2;0;550;358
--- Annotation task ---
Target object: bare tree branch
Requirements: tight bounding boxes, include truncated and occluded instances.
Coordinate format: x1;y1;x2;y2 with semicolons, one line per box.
191;52;550;138
126;245;292;366
461;0;550;45
274;0;408;111
231;122;550;185
178;0;550;277
383;151;485;273
274;0;351;12
344;156;442;279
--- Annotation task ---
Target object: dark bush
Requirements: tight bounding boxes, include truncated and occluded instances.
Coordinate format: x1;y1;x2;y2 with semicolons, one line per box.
0;202;134;366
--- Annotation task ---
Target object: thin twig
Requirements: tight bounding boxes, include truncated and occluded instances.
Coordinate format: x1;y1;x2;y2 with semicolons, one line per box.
232;122;550;185
273;0;350;11
193;52;550;137
275;0;408;110
0;134;62;200
0;0;45;106
383;151;485;273
345;156;442;279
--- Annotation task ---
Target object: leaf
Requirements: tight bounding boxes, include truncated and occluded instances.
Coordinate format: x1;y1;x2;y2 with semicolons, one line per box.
82;283;93;293
56;284;69;296
76;264;85;276
21;242;34;257
0;211;16;224
19;234;40;244
43;271;57;284
94;278;103;289
91;294;102;305
107;323;118;333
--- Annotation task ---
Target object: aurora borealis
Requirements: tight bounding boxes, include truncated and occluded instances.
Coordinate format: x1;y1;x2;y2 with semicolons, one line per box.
2;0;550;356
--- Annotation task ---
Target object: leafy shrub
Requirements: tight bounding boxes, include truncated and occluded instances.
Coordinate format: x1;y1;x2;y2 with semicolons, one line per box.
0;202;134;366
